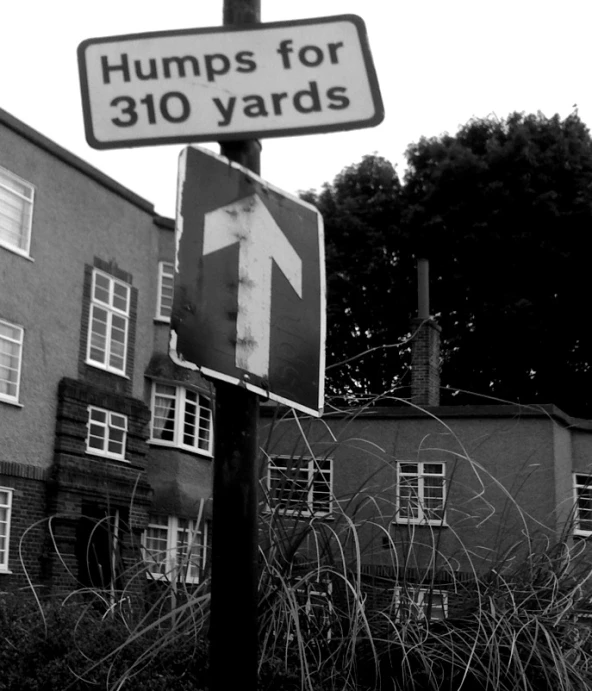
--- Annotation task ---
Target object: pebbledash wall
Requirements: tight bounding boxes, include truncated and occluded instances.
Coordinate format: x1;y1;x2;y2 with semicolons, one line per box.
260;401;592;589
0;107;213;595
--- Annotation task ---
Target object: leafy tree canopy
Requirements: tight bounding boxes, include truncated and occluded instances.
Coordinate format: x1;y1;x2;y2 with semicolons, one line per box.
307;112;592;416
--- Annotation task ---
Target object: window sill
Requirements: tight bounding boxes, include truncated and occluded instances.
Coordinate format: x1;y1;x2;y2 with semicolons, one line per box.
0;241;34;261
264;509;334;521
145;571;201;585
0;569;13;575
153;317;171;324
84;361;130;379
0;398;23;408
392;520;448;528
148;439;213;458
573;531;592;539
86;450;130;463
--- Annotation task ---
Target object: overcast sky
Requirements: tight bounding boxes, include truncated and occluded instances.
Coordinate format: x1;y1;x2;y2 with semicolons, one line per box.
3;0;589;218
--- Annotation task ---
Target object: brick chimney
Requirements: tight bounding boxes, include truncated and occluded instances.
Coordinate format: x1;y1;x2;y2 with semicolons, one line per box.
410;258;441;407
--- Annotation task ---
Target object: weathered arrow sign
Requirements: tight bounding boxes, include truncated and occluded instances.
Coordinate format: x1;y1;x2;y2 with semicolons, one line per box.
204;194;303;377
170;146;325;416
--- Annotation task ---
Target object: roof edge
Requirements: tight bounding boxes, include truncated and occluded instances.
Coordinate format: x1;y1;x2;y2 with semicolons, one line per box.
261;402;592;430
0;106;154;214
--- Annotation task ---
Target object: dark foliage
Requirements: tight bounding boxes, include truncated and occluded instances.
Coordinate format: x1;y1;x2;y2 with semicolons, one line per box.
302;154;412;401
0;594;209;691
307;113;592;416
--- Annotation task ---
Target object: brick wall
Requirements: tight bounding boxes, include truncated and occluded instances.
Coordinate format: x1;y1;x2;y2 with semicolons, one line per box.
47;377;153;596
0;462;48;592
410;318;441;407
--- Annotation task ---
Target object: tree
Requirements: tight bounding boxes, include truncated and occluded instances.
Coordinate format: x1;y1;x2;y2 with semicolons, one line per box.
310;113;592;416
302;154;413;402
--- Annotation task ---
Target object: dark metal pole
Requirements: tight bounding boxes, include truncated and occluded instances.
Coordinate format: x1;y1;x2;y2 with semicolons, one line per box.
209;3;261;691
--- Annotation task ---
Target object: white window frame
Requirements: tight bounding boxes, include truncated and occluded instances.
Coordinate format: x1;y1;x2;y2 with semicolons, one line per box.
267;456;333;517
86;269;130;376
296;579;334;640
156;261;174;322
0;166;34;257
395;461;446;525
0;487;12;572
394;586;448;622
150;383;213;456
574;474;592;536
0;319;24;405
143;515;208;584
86;406;128;461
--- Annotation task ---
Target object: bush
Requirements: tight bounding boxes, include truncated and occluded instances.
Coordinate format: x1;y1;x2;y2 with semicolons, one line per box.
0;593;209;691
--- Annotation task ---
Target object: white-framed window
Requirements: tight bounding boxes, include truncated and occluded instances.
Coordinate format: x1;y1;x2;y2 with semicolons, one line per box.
394;586;448;622
296;579;334;640
156;261;174;321
143;515;208;583
574;474;592;535
0;488;12;571
396;461;446;525
267;456;333;517
150;383;213;455
0;166;34;256
0;319;24;405
86;406;128;461
87;269;130;375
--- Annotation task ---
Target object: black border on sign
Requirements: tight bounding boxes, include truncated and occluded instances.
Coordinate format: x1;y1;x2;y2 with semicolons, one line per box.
77;14;384;150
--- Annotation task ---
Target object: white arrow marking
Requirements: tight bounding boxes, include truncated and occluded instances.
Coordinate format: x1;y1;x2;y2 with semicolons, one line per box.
204;193;302;378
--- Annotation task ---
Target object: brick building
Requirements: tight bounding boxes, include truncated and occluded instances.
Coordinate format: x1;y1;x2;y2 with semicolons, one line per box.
260;302;592;619
0;107;213;595
3;105;592;621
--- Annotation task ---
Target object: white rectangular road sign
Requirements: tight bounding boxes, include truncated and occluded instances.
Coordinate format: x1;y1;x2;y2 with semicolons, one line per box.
77;15;383;149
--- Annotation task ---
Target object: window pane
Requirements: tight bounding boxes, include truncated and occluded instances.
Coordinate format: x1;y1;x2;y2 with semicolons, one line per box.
108;432;125;456
145;517;169;575
88;272;130;374
0;323;21;341
269;458;331;515
0;321;23;401
423;464;444;475
577;477;592;531
110;414;127;430
399;476;419;519
198;398;212;450
152;387;176;442
93;273;111;304
0;489;12;569
399;464;418;474
0;168;33;252
90;408;107;423
89;306;108;363
158;262;174;319
112;282;130;313
177;520;205;581
87;407;127;460
397;462;446;523
183;397;197;447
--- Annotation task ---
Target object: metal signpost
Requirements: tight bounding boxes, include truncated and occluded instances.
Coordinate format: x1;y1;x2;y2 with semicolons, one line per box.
170;144;325;691
78;3;382;689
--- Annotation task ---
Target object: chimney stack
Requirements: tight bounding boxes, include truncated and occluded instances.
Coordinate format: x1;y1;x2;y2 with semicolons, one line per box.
410;258;441;407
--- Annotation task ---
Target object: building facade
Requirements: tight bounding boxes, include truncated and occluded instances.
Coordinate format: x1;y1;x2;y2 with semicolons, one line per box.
0;107;213;595
3;106;592;620
260;401;592;618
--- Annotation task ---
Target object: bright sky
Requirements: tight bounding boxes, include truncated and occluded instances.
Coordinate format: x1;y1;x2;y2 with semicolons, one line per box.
3;1;589;218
